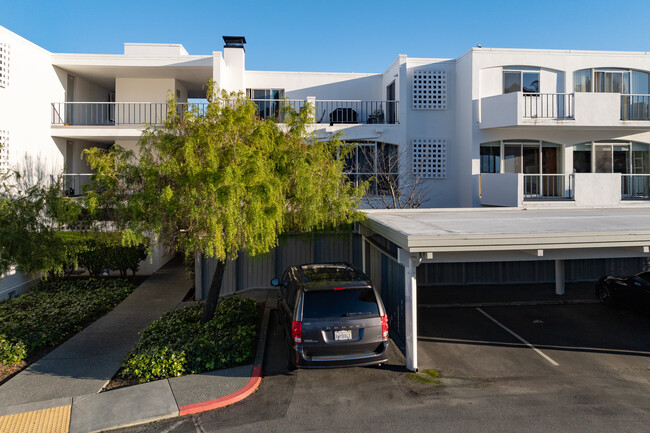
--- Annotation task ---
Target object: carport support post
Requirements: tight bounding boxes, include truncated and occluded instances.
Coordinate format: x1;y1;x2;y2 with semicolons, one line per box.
555;259;565;296
398;248;420;372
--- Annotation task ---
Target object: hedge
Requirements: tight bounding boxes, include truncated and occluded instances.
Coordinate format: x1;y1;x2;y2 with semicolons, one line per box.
50;232;147;278
0;278;136;366
119;296;257;382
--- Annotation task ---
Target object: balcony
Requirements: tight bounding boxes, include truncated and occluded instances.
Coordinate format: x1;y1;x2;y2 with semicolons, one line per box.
51;99;399;127
480;92;650;129
480;173;650;207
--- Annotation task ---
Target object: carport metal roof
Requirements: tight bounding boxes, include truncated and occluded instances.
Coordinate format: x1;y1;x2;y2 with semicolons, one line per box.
360;207;650;372
361;207;650;262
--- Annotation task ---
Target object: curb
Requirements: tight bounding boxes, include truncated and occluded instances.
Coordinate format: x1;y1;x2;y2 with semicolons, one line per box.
0;292;275;433
177;292;273;416
178;366;262;416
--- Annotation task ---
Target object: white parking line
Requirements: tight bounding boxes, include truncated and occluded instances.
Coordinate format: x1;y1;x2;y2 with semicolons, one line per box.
476;307;560;367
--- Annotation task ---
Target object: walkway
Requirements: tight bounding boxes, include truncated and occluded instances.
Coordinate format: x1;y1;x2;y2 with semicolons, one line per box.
0;256;191;407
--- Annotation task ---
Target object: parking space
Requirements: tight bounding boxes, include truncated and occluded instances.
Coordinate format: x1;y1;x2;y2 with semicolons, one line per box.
418;300;650;386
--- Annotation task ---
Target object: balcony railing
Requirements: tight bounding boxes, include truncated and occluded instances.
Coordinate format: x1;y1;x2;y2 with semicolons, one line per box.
52;100;400;126
621;95;650;121
522;93;574;119
621;174;650;199
523;174;574;200
314;100;398;124
51;102;211;126
51;173;94;197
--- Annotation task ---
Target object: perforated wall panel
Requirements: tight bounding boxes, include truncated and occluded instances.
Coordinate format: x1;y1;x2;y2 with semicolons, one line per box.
0;43;9;88
412;138;446;178
412;70;446;110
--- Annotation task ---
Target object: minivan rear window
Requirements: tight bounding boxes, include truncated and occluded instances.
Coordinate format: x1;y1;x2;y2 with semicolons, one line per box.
303;288;379;319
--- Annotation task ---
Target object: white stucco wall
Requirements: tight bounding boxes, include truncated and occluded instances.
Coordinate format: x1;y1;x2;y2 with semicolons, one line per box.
479;173;521;207
0;26;64;177
573;173;622;206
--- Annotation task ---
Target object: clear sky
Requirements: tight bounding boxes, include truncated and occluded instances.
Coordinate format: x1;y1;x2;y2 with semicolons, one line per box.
3;0;650;73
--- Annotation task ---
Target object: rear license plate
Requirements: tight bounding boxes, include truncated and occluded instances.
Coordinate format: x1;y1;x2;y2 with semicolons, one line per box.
334;330;352;341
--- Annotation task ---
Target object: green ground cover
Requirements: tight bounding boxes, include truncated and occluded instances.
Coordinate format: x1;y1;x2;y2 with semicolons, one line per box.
0;278;136;366
119;296;258;383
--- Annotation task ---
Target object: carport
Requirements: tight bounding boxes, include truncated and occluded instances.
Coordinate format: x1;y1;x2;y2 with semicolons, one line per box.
359;207;650;371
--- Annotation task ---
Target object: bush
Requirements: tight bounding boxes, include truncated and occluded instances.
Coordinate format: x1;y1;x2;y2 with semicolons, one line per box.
0;278;136;366
120;296;257;382
49;232;148;278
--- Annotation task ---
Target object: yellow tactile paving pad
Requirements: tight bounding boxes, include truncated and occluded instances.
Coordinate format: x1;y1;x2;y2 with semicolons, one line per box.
0;405;70;433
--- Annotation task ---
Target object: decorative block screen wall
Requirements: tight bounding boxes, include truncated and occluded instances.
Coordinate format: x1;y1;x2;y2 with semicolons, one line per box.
412;70;446;110
0;43;9;88
0;130;8;173
412;139;446;178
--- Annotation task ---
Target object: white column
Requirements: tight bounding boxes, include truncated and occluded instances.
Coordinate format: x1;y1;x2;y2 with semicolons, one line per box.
398;248;420;372
306;96;316;122
555;259;565;296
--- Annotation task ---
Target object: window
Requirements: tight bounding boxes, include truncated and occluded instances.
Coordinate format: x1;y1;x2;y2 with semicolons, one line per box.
594;69;630;94
573;143;591;173
480;142;500;173
302;288;379;320
572;141;650;174
503;67;540;94
490;140;561;174
574;68;650;94
246;88;285;120
343;141;398;195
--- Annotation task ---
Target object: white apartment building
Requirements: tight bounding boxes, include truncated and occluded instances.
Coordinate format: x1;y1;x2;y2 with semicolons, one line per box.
2;26;650;369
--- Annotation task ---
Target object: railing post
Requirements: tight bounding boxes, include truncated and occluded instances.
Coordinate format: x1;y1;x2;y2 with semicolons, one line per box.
306;97;316;123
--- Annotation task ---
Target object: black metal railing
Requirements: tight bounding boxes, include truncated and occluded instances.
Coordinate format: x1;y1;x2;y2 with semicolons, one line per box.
523;174;574;200
522;93;574;119
621;174;650;199
52;100;400;126
621;95;650;120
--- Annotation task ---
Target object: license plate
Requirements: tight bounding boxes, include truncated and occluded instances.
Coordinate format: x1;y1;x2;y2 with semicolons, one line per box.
334;330;352;341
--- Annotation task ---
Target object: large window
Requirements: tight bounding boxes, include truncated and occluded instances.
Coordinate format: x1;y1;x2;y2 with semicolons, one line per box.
573;142;650;174
343;141;398;195
574;68;650;94
480;140;561;174
480;142;500;173
246;88;285;120
503;67;540;94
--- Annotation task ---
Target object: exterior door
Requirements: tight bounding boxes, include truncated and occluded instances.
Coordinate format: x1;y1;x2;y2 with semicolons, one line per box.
386;81;396;124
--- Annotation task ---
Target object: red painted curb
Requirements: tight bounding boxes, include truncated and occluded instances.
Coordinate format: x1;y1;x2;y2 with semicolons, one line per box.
178;365;263;416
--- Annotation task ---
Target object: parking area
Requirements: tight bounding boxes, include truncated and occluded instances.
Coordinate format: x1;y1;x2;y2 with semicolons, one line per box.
417;293;650;386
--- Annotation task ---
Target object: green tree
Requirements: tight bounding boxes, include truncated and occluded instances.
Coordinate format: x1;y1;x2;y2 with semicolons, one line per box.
0;172;83;276
84;84;364;321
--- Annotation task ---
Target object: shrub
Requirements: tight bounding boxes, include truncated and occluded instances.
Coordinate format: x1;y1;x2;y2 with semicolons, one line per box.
119;296;257;382
0;278;136;365
49;232;148;278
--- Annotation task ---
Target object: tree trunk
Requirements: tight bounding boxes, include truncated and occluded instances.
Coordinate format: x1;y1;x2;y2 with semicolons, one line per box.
201;258;226;323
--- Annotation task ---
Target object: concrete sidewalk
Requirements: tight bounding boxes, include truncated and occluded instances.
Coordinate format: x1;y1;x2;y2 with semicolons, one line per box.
0;255;191;408
0;279;274;433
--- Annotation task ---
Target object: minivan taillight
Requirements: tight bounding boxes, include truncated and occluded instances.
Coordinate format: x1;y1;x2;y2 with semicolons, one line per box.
380;315;389;339
292;320;302;344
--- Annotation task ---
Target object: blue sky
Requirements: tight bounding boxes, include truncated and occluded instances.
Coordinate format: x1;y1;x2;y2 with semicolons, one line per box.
3;0;650;73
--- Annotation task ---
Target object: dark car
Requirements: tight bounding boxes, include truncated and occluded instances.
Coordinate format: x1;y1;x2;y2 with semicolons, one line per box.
595;270;650;307
271;263;389;369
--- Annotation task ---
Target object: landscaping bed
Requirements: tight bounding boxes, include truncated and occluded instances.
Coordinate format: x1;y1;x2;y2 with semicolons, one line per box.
0;278;138;383
106;296;259;389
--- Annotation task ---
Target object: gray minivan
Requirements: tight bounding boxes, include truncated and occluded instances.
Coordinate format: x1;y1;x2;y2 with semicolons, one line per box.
271;263;389;368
